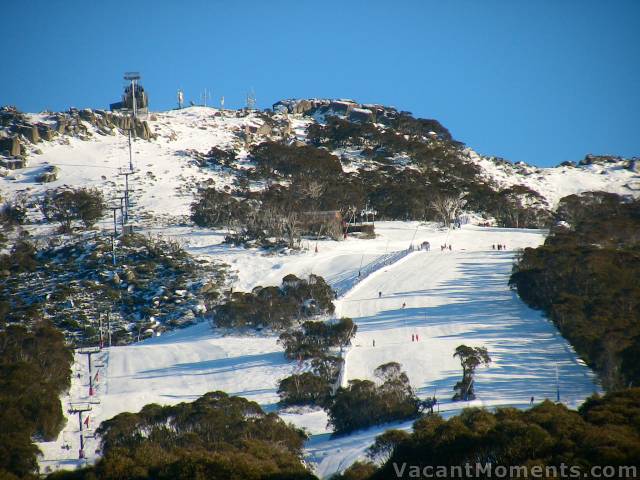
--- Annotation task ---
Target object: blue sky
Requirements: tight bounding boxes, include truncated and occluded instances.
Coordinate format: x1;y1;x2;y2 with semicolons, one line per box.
2;0;639;167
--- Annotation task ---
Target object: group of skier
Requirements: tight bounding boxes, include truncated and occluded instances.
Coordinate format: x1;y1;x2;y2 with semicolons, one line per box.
492;243;507;250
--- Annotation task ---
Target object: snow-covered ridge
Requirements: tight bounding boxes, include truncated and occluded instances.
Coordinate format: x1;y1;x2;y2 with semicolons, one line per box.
464;148;639;208
2;103;637;223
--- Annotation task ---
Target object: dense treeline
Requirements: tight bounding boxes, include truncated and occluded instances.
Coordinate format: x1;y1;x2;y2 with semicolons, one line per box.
279;317;355;360
277;327;420;434
48;391;317;480
213;274;335;330
334;388;640;479
191;116;551;243
510;192;640;389
328;362;420;434
277;317;356;407
0;322;73;479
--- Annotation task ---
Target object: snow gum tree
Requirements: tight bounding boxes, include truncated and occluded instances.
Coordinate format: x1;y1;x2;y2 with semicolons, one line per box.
429;193;466;228
452;344;491;401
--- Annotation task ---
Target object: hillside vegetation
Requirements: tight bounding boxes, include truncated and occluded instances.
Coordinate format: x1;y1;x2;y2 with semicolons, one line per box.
47;391;316;480
510;192;640;389
0;322;73;479
0;233;226;345
336;388;640;479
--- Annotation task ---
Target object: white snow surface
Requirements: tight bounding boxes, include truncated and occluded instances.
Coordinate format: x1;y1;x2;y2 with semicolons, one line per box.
37;223;599;478
5;106;617;476
2;107;638;223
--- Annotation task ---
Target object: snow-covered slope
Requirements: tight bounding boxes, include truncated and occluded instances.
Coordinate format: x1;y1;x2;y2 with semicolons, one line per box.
1;105;638;226
465;149;639;208
37;223;599;477
1;104;622;476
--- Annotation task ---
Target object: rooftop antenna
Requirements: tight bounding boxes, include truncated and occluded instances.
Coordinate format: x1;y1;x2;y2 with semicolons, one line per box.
124;72;141;118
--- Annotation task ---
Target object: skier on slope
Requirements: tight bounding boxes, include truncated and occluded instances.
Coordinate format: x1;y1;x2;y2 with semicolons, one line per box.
379;291;382;298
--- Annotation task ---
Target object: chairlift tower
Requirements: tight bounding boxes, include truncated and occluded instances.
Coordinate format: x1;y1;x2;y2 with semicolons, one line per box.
68;403;92;459
79;349;101;396
124;72;141;118
108;205;120;265
117;168;137;225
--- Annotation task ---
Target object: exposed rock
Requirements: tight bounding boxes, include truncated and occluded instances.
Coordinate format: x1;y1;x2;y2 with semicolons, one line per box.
133;118;153;139
0;157;27;169
35;165;59;183
17;124;40;143
349;107;374;123
0;136;21;156
55;117;67;134
38;124;55;141
79;109;96;123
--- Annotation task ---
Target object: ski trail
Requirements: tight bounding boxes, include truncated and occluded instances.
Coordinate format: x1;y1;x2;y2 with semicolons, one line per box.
308;238;599;478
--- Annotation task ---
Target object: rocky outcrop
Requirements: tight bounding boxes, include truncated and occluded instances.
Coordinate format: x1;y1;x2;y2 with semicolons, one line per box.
0;136;21;156
272;98;402;125
16;124;40;143
46;109;156;141
349;107;375;123
35;165;59;183
0;157;27;169
272;98;331;115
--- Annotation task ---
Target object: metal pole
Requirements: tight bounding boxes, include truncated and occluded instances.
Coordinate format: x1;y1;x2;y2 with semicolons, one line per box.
107;313;112;347
131;80;137;118
88;353;93;396
128;128;133;171
556;364;560;403
124;174;129;224
78;412;85;458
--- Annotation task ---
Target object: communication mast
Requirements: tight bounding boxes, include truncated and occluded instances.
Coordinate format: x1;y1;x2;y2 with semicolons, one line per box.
201;88;211;107
177;88;184;109
246;89;256;110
